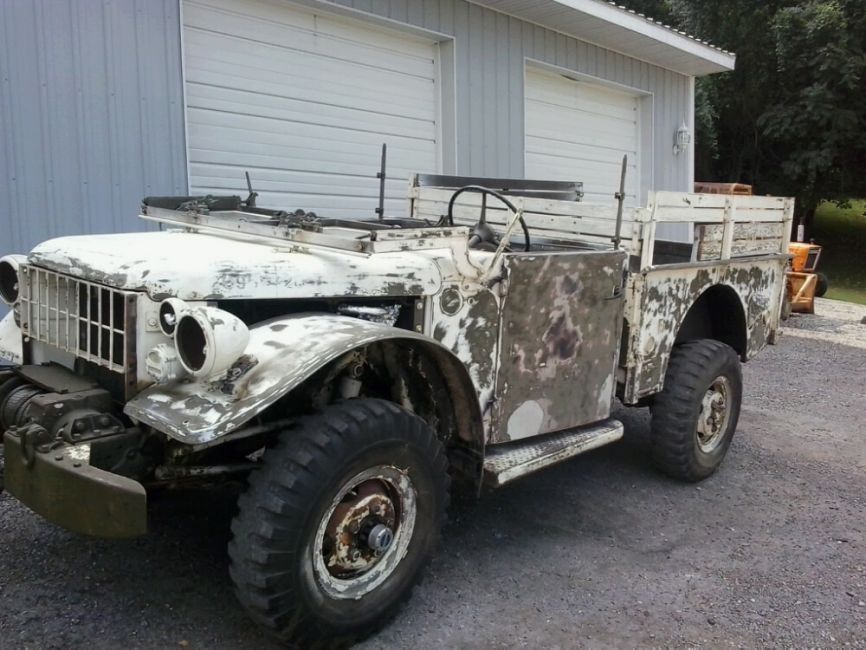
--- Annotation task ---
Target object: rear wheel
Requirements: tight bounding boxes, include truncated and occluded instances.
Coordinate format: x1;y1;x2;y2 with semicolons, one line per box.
228;399;449;647
650;339;742;482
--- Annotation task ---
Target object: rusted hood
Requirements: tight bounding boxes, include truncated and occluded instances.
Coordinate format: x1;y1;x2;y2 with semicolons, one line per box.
27;231;443;301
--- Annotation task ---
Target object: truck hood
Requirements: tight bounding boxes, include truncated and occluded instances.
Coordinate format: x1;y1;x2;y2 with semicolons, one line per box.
27;231;443;301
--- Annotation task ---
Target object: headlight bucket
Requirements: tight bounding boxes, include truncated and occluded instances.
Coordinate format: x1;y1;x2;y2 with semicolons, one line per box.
0;255;26;306
158;297;189;337
175;306;250;378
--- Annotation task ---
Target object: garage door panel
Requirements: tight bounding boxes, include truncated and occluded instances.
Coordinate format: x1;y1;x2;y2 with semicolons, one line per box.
526;155;636;186
187;144;435;193
525;103;636;142
525;67;640;205
183;15;436;82
188;138;436;179
190;146;434;182
526;79;639;122
526;127;637;155
188;128;436;165
525;151;638;177
184;41;436;119
186;66;435;127
183;27;436;87
184;0;439;216
526;124;639;155
526;139;638;166
188;111;435;157
186;84;432;141
526;141;637;168
526;92;638;123
189;0;433;63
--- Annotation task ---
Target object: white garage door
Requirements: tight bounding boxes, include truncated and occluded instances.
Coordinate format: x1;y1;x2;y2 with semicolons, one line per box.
183;0;439;219
525;67;640;205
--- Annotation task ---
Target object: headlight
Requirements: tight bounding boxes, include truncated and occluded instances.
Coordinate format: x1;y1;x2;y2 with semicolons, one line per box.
175;306;250;378
158;298;189;337
0;255;26;306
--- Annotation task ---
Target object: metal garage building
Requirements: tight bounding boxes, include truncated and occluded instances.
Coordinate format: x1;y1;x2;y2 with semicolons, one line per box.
0;0;734;258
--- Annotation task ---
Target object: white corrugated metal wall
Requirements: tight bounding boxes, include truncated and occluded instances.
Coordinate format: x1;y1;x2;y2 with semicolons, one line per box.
0;0;187;317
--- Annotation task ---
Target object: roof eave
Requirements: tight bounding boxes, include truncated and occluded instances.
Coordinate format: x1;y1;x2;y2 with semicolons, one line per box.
470;0;736;76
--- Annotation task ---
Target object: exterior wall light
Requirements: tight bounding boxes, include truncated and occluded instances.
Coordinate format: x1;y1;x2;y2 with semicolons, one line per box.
673;121;692;156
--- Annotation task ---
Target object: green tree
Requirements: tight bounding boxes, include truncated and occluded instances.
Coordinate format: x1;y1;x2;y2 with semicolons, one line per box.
759;1;866;220
626;0;866;227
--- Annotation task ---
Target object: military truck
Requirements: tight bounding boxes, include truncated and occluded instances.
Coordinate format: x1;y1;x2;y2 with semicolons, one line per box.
0;174;792;645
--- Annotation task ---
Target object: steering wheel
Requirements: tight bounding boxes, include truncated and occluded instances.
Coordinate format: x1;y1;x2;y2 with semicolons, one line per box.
446;186;531;252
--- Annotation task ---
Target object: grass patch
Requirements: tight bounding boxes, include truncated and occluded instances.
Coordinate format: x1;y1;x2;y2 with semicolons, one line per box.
810;200;866;305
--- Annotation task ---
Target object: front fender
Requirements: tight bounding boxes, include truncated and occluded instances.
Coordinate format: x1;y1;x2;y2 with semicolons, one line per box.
124;313;479;445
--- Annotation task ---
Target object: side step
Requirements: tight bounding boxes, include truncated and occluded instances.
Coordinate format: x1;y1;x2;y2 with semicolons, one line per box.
482;419;624;488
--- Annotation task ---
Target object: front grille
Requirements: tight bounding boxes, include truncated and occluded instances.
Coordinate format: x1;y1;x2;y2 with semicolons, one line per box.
18;265;137;373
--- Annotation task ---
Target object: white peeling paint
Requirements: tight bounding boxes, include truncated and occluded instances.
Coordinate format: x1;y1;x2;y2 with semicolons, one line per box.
506;400;545;441
0;312;23;365
28;231;443;302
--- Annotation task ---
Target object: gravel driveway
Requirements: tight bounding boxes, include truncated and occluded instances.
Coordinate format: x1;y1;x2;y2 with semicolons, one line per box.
1;299;864;649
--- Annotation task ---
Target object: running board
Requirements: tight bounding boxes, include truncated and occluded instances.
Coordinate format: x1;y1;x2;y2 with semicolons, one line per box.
483;419;624;487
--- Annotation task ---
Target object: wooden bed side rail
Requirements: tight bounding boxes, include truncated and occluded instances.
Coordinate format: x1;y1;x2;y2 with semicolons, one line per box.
636;191;796;270
408;186;794;267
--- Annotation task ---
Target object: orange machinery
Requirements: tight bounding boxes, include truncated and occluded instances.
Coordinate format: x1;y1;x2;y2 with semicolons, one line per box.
786;242;828;314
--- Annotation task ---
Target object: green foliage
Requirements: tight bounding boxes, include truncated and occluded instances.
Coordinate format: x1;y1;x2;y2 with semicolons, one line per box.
758;1;866;216
625;1;866;224
812;200;866;304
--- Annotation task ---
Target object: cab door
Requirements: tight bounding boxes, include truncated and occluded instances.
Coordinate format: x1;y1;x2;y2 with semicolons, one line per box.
490;249;626;443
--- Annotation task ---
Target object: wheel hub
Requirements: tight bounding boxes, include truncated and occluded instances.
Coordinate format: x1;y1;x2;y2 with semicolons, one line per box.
367;523;394;552
696;376;731;453
323;480;397;575
313;465;417;600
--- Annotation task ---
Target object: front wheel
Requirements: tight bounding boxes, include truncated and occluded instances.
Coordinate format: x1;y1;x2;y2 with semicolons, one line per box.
650;339;742;482
228;399;449;647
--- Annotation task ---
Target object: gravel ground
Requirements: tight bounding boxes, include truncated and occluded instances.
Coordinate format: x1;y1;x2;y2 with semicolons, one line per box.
1;298;865;649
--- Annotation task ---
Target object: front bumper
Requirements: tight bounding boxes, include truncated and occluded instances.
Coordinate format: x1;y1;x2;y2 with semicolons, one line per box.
3;431;147;538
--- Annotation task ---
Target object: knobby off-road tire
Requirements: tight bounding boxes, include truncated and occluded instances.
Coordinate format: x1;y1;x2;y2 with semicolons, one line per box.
650;339;742;482
0;377;25;494
228;398;449;647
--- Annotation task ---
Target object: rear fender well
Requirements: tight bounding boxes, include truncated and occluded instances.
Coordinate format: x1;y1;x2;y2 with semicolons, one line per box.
674;283;748;360
124;313;483;450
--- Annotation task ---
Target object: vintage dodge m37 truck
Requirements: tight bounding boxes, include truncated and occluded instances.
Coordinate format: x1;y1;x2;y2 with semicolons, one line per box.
0;174;792;645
